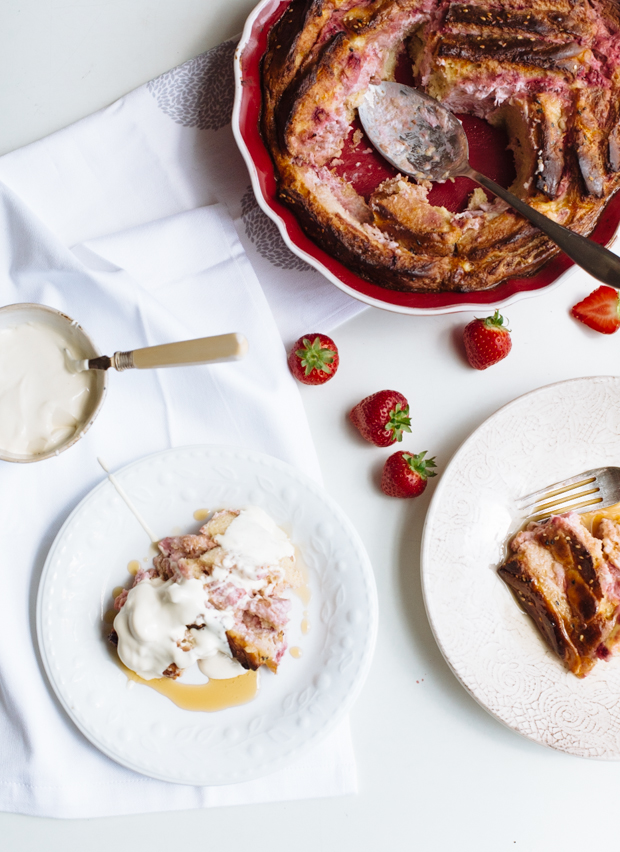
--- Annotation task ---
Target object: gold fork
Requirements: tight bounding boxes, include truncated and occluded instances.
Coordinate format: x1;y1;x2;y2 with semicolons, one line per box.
516;467;620;522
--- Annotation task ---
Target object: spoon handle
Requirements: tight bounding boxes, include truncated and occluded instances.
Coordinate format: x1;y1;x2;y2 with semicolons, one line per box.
466;168;620;288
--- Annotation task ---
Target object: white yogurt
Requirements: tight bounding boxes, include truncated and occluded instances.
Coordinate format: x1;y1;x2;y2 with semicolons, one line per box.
0;321;95;455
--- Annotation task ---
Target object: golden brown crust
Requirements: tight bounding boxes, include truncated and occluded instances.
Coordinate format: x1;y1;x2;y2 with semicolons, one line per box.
261;0;620;292
227;630;283;673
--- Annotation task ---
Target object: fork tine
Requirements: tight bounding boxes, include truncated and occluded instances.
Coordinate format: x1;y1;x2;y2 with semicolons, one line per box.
515;468;602;509
527;496;604;522
518;475;605;522
529;485;600;514
516;467;620;521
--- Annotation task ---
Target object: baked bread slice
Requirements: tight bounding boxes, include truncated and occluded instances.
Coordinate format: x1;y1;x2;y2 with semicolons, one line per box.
261;0;620;293
498;513;620;676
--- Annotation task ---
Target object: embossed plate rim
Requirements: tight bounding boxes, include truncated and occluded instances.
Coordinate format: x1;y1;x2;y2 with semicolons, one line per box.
36;445;378;785
421;376;620;759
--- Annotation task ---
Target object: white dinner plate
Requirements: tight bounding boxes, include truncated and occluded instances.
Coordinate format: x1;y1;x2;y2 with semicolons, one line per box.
422;376;620;759
37;445;377;785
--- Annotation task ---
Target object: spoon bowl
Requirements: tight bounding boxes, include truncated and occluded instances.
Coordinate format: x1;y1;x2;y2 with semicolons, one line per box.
359;82;469;182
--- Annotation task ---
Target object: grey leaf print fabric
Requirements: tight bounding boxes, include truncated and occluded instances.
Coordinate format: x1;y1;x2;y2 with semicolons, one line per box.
147;39;237;130
241;187;310;272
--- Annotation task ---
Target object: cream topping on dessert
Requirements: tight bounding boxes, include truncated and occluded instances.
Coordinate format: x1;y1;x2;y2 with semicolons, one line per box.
114;578;224;680
114;507;296;681
0;321;95;455
214;505;295;575
197;651;245;680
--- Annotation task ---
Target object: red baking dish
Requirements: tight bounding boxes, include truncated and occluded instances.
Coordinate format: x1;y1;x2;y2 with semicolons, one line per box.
232;0;620;315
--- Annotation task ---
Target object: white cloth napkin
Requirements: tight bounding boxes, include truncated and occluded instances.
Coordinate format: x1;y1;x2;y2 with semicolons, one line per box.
0;170;358;817
0;38;366;348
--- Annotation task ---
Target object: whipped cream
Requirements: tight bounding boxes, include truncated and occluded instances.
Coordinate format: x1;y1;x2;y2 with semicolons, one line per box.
0;321;95;455
215;505;295;570
114;577;244;680
114;507;293;681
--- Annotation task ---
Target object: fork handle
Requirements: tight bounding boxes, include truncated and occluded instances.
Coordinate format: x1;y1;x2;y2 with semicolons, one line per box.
465;167;620;289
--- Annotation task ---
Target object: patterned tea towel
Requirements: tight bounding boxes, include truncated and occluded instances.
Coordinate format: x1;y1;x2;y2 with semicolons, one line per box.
0;39;367;348
0;38;365;818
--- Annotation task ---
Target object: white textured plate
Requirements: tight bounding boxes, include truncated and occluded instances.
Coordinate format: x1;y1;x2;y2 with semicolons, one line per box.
422;376;620;759
37;445;377;785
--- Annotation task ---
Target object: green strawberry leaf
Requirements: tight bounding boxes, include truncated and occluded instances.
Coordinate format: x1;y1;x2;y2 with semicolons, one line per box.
296;337;336;376
387;403;412;442
483;310;510;333
403;451;438;480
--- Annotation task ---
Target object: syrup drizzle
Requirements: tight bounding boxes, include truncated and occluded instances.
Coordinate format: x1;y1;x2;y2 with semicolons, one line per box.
118;661;259;711
580;501;620;534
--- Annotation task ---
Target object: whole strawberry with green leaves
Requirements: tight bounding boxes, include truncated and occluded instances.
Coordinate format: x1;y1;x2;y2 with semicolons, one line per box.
463;310;512;370
349;390;412;447
287;334;339;385
381;450;437;498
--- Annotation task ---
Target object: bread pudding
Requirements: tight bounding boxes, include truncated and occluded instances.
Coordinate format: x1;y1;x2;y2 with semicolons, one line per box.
261;0;620;293
111;507;302;681
498;512;620;677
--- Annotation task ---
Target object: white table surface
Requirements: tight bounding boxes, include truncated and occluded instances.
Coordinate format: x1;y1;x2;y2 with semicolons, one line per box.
2;1;620;850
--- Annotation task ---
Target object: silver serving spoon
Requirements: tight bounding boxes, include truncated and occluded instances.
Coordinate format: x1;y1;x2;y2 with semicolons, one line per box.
65;332;248;373
358;82;620;288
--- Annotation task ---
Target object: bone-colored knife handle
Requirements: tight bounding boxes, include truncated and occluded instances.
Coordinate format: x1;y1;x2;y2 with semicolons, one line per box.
112;333;248;371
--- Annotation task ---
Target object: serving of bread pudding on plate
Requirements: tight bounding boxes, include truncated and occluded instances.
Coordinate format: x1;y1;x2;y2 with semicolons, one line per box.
111;507;302;681
498;511;620;677
261;0;620;293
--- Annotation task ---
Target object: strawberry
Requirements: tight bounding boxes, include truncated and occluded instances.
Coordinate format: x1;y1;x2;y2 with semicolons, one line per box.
571;285;620;334
381;450;438;498
288;333;339;385
349;390;412;447
463;310;512;370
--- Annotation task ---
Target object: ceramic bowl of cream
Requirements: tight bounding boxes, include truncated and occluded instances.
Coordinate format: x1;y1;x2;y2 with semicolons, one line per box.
0;303;107;463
